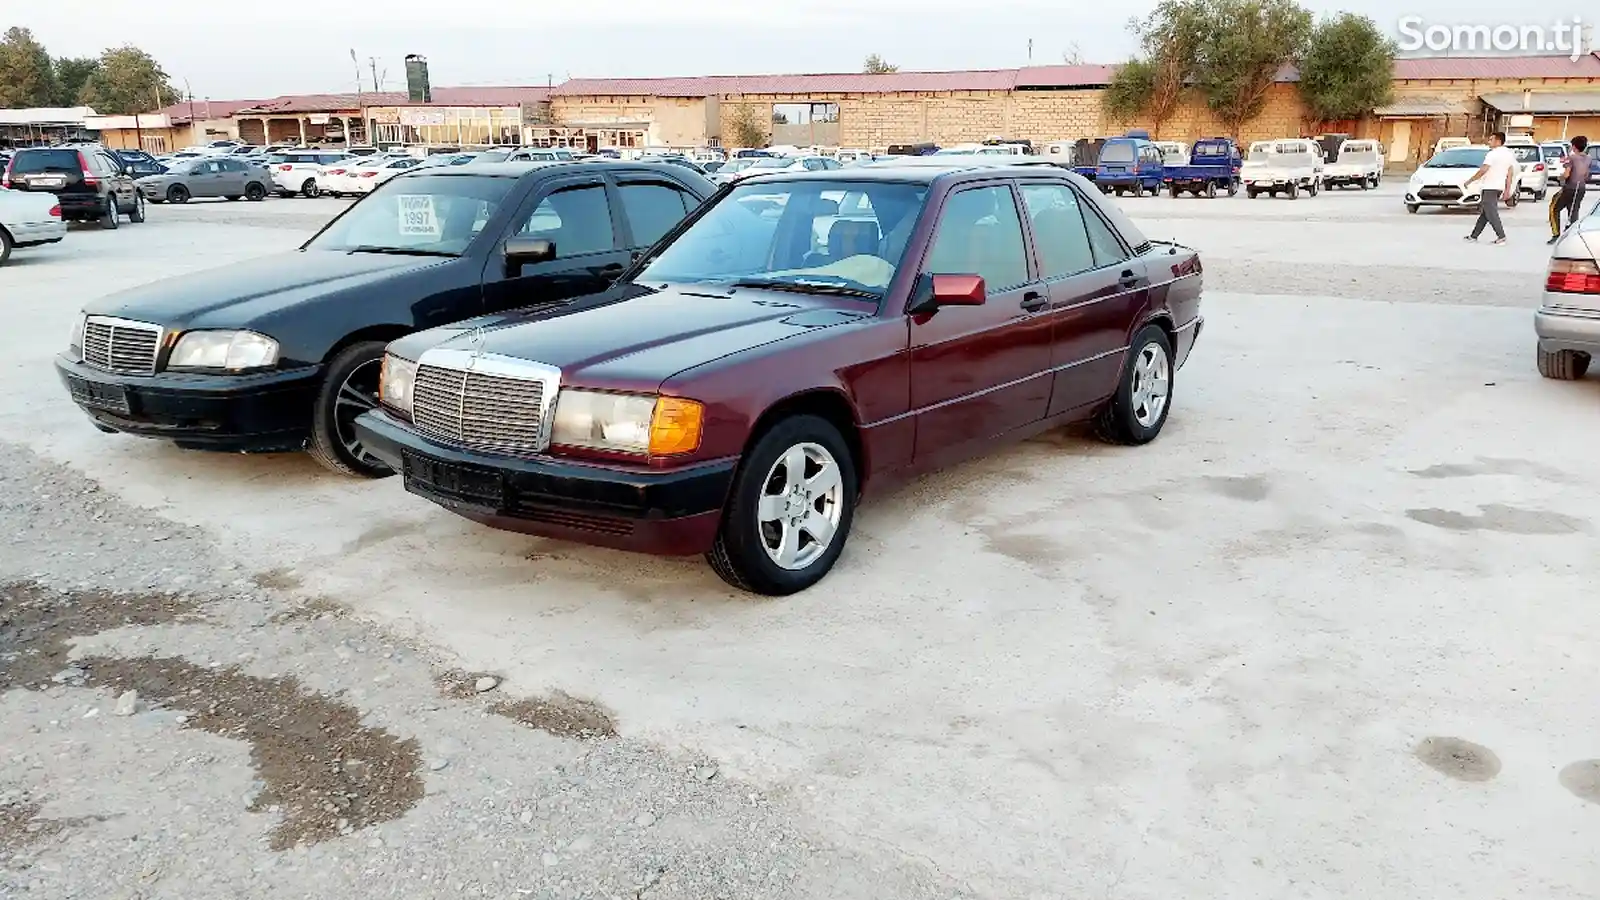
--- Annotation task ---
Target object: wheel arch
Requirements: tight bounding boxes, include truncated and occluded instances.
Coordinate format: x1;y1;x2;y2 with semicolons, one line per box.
1136;311;1178;355
322;324;413;364
741;387;867;494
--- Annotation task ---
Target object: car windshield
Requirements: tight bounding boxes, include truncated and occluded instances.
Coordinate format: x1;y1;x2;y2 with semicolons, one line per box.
721;159;756;173
305;174;516;256
1099;143;1135;163
167;160;201;174
749;157;794;169
636;180;927;299
1427;148;1488;168
10;149;80;174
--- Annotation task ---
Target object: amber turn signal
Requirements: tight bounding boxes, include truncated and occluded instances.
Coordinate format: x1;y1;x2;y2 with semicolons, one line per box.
648;397;704;456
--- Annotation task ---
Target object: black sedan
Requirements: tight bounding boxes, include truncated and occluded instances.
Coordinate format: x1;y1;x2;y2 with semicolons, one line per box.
55;160;717;477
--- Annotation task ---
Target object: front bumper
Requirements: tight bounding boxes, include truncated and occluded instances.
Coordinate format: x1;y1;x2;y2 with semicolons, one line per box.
1536;305;1600;355
9;218;66;245
354;409;737;556
1405;188;1480;208
54;354;322;452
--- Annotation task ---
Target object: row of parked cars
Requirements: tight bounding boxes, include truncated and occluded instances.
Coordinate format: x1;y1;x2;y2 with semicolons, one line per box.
1053;132;1386;200
52;152;1205;594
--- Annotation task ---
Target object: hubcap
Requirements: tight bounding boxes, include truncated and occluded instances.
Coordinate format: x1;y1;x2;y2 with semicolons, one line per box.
1130;342;1170;428
333;359;386;470
755;442;844;571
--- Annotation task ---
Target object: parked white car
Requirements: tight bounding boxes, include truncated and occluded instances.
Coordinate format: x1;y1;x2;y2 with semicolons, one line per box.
269;150;354;198
343;156;421;194
1541;141;1569;185
1323;139;1384;190
1507;143;1550;200
1242;139;1323;198
0;186;66;265
1405;145;1495;213
1154;140;1189;166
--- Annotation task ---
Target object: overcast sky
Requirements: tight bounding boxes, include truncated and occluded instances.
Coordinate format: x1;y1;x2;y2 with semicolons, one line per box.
14;0;1596;101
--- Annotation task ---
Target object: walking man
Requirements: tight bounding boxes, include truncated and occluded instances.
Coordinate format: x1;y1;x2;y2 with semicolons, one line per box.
1548;136;1590;244
1464;131;1518;245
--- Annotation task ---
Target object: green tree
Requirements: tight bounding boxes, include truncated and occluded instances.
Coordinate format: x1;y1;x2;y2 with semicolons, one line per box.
76;45;179;115
1297;13;1394;123
0;27;57;108
863;54;898;74
1193;0;1313;139
1101;0;1205;136
725;103;767;148
53;56;101;108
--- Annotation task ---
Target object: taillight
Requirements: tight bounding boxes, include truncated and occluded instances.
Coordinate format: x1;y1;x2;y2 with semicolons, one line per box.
328;168;345;175
1546;258;1600;293
48;204;60;217
360;171;379;177
1534;163;1545;172
78;151;98;186
279;164;294;171
1132;164;1140;174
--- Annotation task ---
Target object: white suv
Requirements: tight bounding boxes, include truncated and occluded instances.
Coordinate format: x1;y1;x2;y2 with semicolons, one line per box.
268;151;352;198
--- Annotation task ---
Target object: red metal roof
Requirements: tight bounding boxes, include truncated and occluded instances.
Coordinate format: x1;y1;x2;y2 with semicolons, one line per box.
234;85;551;115
144;99;265;122
552;69;1022;97
1393;53;1600;80
1013;64;1119;88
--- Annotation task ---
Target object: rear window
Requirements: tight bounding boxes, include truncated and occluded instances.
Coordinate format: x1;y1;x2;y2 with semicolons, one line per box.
1511;146;1540;163
1193;143;1228;157
11;149;82;174
1099;142;1135;163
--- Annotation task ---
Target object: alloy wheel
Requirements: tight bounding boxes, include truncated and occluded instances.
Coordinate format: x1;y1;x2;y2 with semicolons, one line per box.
333;359;384;469
1130;342;1170;428
755;442;844;571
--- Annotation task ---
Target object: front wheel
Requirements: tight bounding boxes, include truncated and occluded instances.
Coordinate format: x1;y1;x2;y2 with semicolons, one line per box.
1095;325;1174;445
168;184;190;204
1406;203;1420;213
307;341;394;478
225;194;242;201
1227;180;1238;197
128;193;146;223
1286;184;1299;200
101;197;119;229
706;415;857;595
0;228;12;266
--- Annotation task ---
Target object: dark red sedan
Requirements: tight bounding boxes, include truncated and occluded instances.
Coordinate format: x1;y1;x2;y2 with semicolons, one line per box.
354;161;1204;594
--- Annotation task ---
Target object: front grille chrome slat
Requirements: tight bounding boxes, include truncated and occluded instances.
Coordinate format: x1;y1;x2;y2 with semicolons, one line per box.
410;350;559;456
81;317;162;376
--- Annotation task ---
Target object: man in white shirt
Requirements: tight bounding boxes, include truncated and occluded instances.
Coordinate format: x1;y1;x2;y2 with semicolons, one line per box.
1463;131;1518;244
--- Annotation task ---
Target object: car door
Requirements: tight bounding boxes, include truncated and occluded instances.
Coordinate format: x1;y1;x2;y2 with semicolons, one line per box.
906;182;1052;466
1016;181;1146;416
611;175;703;257
218;158;250;195
96;151;137;210
479;175;630;314
191;159;226;197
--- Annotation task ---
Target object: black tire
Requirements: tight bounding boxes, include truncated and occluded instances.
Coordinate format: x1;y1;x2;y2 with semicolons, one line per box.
1406;203;1420;214
93;422;119;434
1095;324;1175;446
276;190;295;198
1227;180;1238;197
225;194;242;201
1132;181;1145;197
1114;187;1125;197
167;184;190;204
705;414;858;595
1247;189;1258;199
1168;184;1179;198
1286;184;1299;200
1537;347;1591;380
1205;180;1217;199
307;341;394;478
101;197;119;229
301;179;320;198
128;193;145;223
245;182;266;201
0;228;12;266
1307;180;1319;197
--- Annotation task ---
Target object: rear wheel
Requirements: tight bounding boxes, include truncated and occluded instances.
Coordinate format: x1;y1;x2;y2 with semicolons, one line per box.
1205;180;1217;199
307;341;393;478
101;197;119;229
1286;184;1299;200
167;184;190;204
706;415;857;595
0;228;12;266
245;182;266;201
1247;188;1258;199
1537;347;1591;380
1132;181;1145;197
301;178;319;198
1095;324;1174;446
128;193;145;223
1168;184;1179;198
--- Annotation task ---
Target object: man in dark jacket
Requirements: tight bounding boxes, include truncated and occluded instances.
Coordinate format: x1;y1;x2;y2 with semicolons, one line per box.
1549;136;1591;244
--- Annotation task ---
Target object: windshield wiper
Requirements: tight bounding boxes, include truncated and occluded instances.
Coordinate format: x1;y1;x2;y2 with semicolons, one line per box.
731;278;879;299
344;245;458;257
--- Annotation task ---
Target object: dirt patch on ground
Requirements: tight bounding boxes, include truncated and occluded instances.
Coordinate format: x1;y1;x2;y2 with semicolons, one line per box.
0;796;105;857
490;691;619;740
1;581;424;851
268;596;347;624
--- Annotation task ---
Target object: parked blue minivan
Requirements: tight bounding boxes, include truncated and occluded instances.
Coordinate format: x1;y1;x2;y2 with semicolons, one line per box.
1094;133;1165;196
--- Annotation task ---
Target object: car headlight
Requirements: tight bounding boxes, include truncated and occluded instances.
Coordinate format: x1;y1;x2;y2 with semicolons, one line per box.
69;313;86;358
379;353;418;418
168;330;279;371
550;390;704;456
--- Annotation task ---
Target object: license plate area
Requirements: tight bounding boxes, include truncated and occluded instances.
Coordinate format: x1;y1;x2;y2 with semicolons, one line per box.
65;375;130;414
402;451;505;509
25;174;67;189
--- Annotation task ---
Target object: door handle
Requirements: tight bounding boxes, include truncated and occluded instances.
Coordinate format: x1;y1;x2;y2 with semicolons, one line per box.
1118;271;1140;289
1020;291;1048;312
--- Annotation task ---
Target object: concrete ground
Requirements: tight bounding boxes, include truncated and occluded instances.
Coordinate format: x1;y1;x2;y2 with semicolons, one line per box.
2;184;1598;899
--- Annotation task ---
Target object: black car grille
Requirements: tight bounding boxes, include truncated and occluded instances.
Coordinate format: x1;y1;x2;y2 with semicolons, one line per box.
1418;186;1462;200
82;317;162;375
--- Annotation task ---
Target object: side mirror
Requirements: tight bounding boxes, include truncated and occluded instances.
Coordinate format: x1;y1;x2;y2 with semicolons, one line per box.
909;273;986;314
504;236;555;275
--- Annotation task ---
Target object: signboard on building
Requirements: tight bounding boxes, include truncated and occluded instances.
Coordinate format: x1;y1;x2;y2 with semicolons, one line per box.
308;113;330;125
399;108;448;126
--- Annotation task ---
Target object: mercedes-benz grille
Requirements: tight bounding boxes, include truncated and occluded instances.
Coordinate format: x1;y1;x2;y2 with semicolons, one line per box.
82;317;162;375
412;363;555;455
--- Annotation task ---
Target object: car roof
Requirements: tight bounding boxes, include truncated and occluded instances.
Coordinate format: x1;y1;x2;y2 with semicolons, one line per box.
741;159;1071;185
406;158;719;185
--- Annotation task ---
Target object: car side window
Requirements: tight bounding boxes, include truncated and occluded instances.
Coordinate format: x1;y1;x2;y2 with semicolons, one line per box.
922;185;1029;290
1080;204;1131;268
1018;184;1095;278
518;184;614;258
220;159;244;172
617;182;695;246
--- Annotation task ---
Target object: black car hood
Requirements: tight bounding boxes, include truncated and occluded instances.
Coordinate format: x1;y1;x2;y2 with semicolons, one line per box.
82;249;452;330
392;283;869;388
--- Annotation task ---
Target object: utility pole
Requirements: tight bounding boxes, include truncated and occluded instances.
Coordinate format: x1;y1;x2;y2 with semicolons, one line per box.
352;49;364;147
371;57;381;93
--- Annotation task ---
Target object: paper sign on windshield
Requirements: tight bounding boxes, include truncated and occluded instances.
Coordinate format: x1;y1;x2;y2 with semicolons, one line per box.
397;195;440;238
